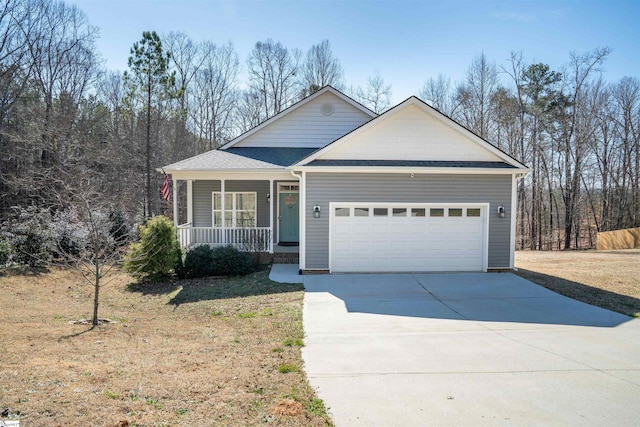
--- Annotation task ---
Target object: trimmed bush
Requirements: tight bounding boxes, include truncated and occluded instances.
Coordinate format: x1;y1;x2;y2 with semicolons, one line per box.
210;245;253;276
183;245;215;279
123;216;181;280
180;245;253;279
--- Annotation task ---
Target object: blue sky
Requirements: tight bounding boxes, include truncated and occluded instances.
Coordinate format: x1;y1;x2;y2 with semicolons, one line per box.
71;0;639;103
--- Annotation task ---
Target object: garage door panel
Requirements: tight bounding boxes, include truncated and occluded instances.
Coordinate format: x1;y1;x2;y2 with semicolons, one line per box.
331;203;487;272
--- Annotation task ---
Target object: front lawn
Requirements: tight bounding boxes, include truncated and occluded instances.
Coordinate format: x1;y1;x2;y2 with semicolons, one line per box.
515;249;640;317
0;268;331;426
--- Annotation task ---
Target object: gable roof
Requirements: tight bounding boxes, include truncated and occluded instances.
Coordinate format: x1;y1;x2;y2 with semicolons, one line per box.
294;96;529;170
218;86;377;150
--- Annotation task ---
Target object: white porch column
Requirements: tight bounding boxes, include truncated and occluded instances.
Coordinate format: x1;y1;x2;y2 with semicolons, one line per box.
187;180;193;224
299;171;306;270
269;179;274;252
172;178;178;227
221;179;226;245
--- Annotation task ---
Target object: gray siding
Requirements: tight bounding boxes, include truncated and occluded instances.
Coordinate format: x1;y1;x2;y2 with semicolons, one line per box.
305;173;513;269
193;180;220;227
192;180;270;228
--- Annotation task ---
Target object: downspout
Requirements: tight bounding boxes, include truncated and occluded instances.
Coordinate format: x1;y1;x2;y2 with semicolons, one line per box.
290;169;304;274
510;172;528;270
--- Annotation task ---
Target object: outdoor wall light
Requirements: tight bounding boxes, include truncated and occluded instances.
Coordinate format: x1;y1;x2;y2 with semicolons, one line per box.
497;205;505;218
313;205;321;218
267;193;270;203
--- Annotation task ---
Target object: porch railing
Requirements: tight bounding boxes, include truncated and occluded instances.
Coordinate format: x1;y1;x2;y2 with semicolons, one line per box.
177;224;273;253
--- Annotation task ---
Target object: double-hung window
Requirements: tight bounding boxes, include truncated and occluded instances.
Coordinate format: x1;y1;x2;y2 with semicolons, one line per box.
212;192;256;227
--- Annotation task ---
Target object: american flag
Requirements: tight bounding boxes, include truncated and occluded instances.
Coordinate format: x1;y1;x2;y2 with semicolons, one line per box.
161;169;170;201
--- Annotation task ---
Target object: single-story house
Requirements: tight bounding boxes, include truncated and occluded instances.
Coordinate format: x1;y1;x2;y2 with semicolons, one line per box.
162;86;530;273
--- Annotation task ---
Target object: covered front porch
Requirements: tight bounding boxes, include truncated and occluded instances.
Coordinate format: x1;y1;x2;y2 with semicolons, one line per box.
170;175;300;254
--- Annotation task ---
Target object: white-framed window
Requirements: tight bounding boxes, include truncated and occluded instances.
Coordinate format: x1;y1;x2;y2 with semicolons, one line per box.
212;192;257;227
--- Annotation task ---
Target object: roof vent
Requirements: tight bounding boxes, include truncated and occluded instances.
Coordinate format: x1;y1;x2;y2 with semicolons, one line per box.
321;103;334;116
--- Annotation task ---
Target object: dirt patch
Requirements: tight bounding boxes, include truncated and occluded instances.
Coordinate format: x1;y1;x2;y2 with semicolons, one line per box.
272;399;305;416
515;249;640;317
0;267;332;426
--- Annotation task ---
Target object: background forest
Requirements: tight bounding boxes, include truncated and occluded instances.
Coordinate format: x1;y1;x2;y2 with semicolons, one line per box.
0;0;638;253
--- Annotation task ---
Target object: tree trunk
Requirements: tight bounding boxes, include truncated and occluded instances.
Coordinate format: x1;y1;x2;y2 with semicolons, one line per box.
92;261;100;326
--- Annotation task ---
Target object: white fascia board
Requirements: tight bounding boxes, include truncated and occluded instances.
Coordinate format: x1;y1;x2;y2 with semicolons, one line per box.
291;166;531;175
167;170;294;181
219;86;377;151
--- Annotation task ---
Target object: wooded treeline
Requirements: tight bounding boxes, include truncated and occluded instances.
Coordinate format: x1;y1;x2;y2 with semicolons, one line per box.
1;0;638;250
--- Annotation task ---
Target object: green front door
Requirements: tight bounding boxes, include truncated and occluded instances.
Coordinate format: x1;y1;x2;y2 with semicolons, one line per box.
279;192;299;243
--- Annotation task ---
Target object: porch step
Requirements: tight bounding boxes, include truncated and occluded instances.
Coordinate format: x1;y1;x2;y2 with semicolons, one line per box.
273;252;299;264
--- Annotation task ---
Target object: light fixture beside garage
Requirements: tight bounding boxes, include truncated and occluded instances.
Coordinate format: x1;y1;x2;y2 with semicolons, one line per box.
498;205;505;218
410;172;414;178
313;205;321;218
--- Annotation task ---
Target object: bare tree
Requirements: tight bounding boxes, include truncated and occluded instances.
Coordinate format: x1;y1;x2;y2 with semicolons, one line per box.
235;89;265;133
247;39;301;119
557;47;611;249
191;40;239;151
419;74;455;115
454;53;500;139
163;31;203;159
300;39;343;95
353;73;392;114
611;76;640;229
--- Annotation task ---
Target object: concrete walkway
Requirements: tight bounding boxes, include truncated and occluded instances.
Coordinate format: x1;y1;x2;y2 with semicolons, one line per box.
301;273;640;426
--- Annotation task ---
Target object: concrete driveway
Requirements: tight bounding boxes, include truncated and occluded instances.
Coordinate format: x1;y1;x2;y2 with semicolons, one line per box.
301;273;640;426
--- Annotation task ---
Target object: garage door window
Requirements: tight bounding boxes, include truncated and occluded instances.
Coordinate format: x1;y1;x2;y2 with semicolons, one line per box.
467;208;481;217
393;208;407;217
354;207;369;217
449;208;463;217
430;208;444;217
374;208;388;217
335;207;350;217
411;208;426;217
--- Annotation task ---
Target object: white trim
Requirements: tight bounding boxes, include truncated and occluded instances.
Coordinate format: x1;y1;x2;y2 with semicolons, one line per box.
276;182;300;244
220;180;225;244
219;86;377;151
294;97;529;170
172;178;178;227
292;166;531;175
213;191;257;228
167;170;293;182
269;179;274;246
187;180;193;224
328;202;489;273
509;174;519;269
290;170;305;270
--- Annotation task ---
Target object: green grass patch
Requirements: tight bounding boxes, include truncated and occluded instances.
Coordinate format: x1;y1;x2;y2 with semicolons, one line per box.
237;311;257;319
104;390;121;400
283;338;304;347
306;397;328;416
278;363;299;374
272;347;284;353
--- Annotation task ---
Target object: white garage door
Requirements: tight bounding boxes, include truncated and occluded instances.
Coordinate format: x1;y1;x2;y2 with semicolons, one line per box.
330;203;488;273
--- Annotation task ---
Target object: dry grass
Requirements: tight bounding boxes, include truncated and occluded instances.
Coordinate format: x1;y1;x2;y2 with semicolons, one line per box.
515;249;640;317
0;267;331;427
